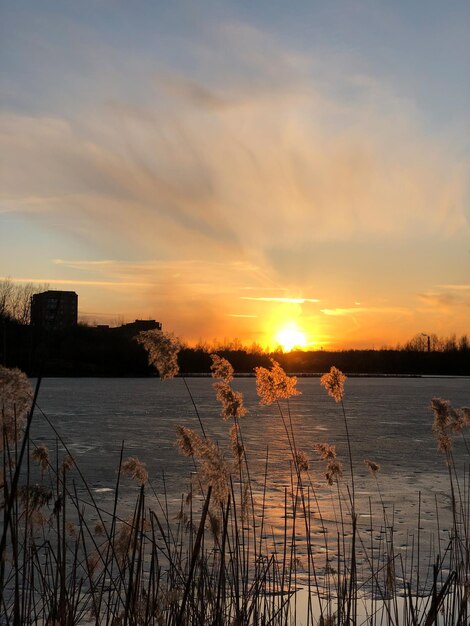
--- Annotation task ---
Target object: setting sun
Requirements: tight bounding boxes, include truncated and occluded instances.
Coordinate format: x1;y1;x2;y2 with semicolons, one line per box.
275;324;307;352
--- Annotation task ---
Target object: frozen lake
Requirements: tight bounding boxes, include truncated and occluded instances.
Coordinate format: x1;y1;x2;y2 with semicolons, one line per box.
29;376;469;561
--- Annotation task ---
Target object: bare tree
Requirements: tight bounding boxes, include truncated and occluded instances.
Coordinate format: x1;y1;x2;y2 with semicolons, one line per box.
0;279;49;324
459;335;469;351
403;333;429;351
0;279;14;319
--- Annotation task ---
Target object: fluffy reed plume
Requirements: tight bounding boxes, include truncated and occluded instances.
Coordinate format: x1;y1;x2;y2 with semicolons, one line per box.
454;406;470;431
66;521;77;539
0;365;33;449
364;458;380;476
87;551;101;577
176;425;201;457
314;443;343;485
28;510;47;529
210;354;234;382
431;398;470;453
121;456;148;484
115;519;133;562
431;397;455;452
18;484;53;511
176;425;229;504
31;444;49;475
320;366;347;403
213;381;247;421
314;443;336;460
211;354;246;421
294;450;310;473
136;329;181;380
200;440;229;505
61;454;75;473
254;359;301;405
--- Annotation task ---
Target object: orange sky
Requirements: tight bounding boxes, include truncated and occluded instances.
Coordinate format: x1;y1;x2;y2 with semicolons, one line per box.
1;2;469;350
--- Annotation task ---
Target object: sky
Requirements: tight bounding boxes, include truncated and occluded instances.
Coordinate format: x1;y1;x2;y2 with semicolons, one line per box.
1;0;469;349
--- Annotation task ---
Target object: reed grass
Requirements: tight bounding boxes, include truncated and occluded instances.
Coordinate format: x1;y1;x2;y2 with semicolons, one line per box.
0;346;469;625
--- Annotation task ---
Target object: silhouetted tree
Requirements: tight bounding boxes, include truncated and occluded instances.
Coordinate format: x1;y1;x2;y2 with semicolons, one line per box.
459;335;469;351
0;279;49;325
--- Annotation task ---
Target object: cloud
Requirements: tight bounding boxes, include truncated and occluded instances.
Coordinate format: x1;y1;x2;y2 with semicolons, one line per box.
241;297;319;303
321;307;411;316
1;24;469;269
158;72;235;110
438;284;470;291
50;258;271;288
418;287;470;310
321;307;368;316
54;258;116;268
0;276;154;288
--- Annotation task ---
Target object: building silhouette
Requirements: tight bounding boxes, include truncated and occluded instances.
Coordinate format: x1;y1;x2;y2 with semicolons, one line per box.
31;290;78;330
119;319;162;333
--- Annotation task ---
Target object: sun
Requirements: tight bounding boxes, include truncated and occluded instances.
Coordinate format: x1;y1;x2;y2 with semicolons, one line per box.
276;324;307;352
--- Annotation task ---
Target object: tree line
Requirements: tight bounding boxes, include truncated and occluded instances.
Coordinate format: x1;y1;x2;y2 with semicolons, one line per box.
0;279;468;376
402;332;469;352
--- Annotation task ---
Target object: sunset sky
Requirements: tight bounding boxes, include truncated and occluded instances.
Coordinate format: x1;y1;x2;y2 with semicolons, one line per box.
1;1;469;349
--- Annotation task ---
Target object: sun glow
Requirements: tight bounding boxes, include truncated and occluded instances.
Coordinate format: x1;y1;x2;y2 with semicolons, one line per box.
275;324;308;352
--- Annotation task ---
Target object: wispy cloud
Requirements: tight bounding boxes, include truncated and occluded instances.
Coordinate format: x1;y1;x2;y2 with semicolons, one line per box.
53;259;116;268
2;30;468;263
417;281;470;311
52;258;265;277
418;288;470;310
321;307;411;316
418;292;457;309
0;276;154;288
241;297;319;303
437;284;470;291
321;307;368;316
45;259;273;298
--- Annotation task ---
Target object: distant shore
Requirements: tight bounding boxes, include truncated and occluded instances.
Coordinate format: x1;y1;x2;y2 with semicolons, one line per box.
2;317;469;377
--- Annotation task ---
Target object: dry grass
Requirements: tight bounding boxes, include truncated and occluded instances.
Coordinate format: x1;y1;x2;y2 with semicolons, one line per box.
1;352;469;624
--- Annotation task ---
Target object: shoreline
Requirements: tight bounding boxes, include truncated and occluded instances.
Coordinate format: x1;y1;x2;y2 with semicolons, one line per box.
27;372;470;379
